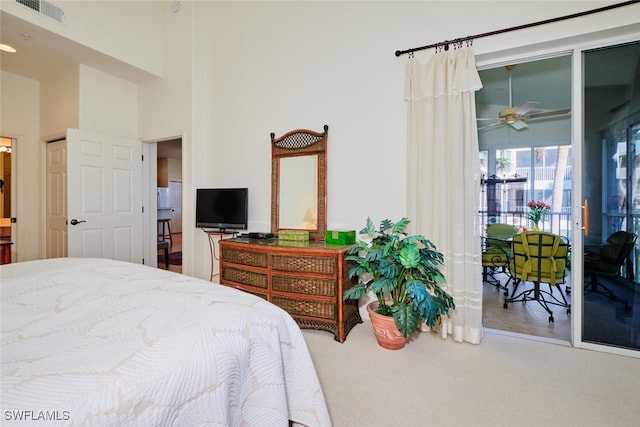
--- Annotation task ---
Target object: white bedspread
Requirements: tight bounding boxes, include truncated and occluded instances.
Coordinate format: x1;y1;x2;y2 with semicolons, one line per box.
1;258;331;426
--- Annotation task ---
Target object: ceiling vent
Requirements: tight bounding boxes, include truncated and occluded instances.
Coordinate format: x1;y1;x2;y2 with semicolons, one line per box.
15;0;65;23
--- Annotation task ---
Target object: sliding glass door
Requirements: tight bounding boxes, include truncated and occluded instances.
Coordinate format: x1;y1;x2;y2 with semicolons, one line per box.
581;41;640;352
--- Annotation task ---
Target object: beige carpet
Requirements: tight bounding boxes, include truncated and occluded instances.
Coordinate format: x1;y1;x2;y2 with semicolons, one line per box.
302;322;640;427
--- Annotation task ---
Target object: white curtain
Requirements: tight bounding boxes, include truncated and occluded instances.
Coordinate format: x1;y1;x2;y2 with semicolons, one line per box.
405;46;483;344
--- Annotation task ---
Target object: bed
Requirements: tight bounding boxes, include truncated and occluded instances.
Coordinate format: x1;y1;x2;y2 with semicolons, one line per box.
1;258;331;426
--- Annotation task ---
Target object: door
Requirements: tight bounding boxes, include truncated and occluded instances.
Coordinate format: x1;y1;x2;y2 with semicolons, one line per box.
67;129;143;262
46;140;68;258
580;41;640;353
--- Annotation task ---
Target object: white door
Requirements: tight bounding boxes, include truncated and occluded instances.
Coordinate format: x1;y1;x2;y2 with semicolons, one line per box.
67;129;143;262
46;140;68;258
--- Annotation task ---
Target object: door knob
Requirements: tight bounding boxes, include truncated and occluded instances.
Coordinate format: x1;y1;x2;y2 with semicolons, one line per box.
70;219;87;225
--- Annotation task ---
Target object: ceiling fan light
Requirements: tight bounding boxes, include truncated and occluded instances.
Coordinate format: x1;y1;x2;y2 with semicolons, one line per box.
0;43;17;53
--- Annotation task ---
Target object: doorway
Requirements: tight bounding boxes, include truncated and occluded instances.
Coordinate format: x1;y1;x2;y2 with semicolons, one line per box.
477;55;573;342
156;138;182;273
580;41;640;352
0;137;13;264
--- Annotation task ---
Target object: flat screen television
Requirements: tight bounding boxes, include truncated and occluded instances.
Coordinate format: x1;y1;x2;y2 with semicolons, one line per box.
196;188;248;231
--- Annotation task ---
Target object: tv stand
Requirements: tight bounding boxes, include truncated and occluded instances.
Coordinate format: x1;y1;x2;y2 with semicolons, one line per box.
203;229;240;281
201;227;239;235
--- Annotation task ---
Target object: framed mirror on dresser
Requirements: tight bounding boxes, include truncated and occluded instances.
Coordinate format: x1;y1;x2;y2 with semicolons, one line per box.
218;125;362;342
271;125;327;241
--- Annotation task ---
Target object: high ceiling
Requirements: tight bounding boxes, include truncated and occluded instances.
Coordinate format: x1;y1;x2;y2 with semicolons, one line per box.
2;6;639;141
0;10;155;84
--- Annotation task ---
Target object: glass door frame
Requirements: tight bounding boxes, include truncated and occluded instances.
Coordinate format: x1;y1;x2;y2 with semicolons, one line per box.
571;42;640;359
477;33;640;359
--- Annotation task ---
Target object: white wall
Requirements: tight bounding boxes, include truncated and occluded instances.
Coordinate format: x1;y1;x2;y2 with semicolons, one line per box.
40;64;79;137
138;0;194;273
0;71;41;261
2;1;640;279
79;65;139;138
185;0;640;280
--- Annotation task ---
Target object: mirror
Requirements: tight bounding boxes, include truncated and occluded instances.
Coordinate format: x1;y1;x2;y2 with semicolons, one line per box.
271;125;327;241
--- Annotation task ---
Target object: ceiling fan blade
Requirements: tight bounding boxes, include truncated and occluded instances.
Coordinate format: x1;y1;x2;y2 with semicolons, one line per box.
515;101;539;116
527;108;571;119
478;122;504;131
509;120;528;131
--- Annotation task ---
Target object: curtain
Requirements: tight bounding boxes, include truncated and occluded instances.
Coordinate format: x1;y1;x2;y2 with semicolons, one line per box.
405;46;483;344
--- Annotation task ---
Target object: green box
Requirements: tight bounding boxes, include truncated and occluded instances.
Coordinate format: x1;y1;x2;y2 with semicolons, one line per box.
278;229;310;242
325;229;356;245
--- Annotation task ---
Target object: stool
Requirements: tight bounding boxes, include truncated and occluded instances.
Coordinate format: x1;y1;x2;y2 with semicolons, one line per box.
158;219;172;249
157;240;169;268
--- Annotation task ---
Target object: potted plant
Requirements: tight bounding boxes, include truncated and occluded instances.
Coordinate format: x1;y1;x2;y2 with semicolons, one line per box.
343;217;455;349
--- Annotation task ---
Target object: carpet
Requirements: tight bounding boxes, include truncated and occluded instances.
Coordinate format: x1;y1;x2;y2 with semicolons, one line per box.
158;251;181;266
302;321;640;427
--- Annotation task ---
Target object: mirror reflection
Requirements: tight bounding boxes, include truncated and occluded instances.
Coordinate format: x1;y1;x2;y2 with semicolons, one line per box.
279;155;318;230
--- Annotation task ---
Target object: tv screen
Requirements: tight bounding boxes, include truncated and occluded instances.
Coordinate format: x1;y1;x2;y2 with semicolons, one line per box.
196;188;248;231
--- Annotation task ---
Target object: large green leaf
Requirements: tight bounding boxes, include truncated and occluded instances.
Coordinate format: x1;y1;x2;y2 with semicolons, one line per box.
343;282;368;300
405;279;428;303
392;302;420;337
371;277;396;294
399;244;420;268
391;217;410;234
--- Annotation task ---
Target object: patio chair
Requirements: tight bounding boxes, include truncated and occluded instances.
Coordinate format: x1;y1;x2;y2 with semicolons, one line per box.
504;231;570;323
584;230;636;311
482;223;518;295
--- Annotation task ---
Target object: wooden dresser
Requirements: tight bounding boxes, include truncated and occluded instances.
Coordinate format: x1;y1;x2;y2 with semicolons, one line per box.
219;237;362;342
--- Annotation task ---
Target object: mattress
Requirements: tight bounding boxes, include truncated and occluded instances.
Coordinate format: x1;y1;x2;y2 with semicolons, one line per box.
1;258;331;426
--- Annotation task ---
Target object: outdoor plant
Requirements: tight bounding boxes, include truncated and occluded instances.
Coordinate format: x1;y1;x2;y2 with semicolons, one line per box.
343;217;455;337
527;200;551;230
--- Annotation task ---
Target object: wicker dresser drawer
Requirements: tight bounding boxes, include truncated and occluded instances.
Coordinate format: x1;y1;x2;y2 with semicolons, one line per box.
272;296;336;320
272;274;337;297
222;247;269;268
218;239;362;342
221;266;268;289
271;254;336;274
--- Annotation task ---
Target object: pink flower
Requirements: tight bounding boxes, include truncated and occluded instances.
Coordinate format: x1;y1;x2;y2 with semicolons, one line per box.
527;200;550;224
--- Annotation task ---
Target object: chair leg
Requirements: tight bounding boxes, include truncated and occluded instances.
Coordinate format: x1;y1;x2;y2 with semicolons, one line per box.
164;246;168;268
504;281;570;323
483;266;509;294
584;274;630;310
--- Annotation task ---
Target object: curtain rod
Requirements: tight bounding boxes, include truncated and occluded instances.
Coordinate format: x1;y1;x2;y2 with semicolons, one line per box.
395;0;639;57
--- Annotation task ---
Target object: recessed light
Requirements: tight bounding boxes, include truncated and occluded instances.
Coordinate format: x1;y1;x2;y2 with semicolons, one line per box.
0;43;17;53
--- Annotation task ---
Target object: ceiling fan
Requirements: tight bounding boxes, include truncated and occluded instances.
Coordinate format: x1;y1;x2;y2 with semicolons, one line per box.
477;65;571;132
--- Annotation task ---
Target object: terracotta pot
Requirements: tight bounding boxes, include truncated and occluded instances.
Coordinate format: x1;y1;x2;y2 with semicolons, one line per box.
367;301;407;350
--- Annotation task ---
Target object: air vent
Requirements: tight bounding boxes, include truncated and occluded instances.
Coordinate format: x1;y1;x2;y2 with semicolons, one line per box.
15;0;65;23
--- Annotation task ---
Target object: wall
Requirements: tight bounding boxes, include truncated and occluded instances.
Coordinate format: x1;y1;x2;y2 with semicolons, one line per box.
2;1;640;279
79;65;139;138
138;0;193;273
0;71;41;261
186;0;640;280
40;64;79;138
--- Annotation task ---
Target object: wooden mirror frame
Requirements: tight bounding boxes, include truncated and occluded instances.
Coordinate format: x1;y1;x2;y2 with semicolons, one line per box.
271;125;327;241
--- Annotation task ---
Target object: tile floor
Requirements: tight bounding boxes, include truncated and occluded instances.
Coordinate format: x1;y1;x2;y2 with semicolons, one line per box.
482;271;571;342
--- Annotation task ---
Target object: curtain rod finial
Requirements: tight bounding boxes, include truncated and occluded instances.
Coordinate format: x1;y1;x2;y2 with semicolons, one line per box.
395;50;403;57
